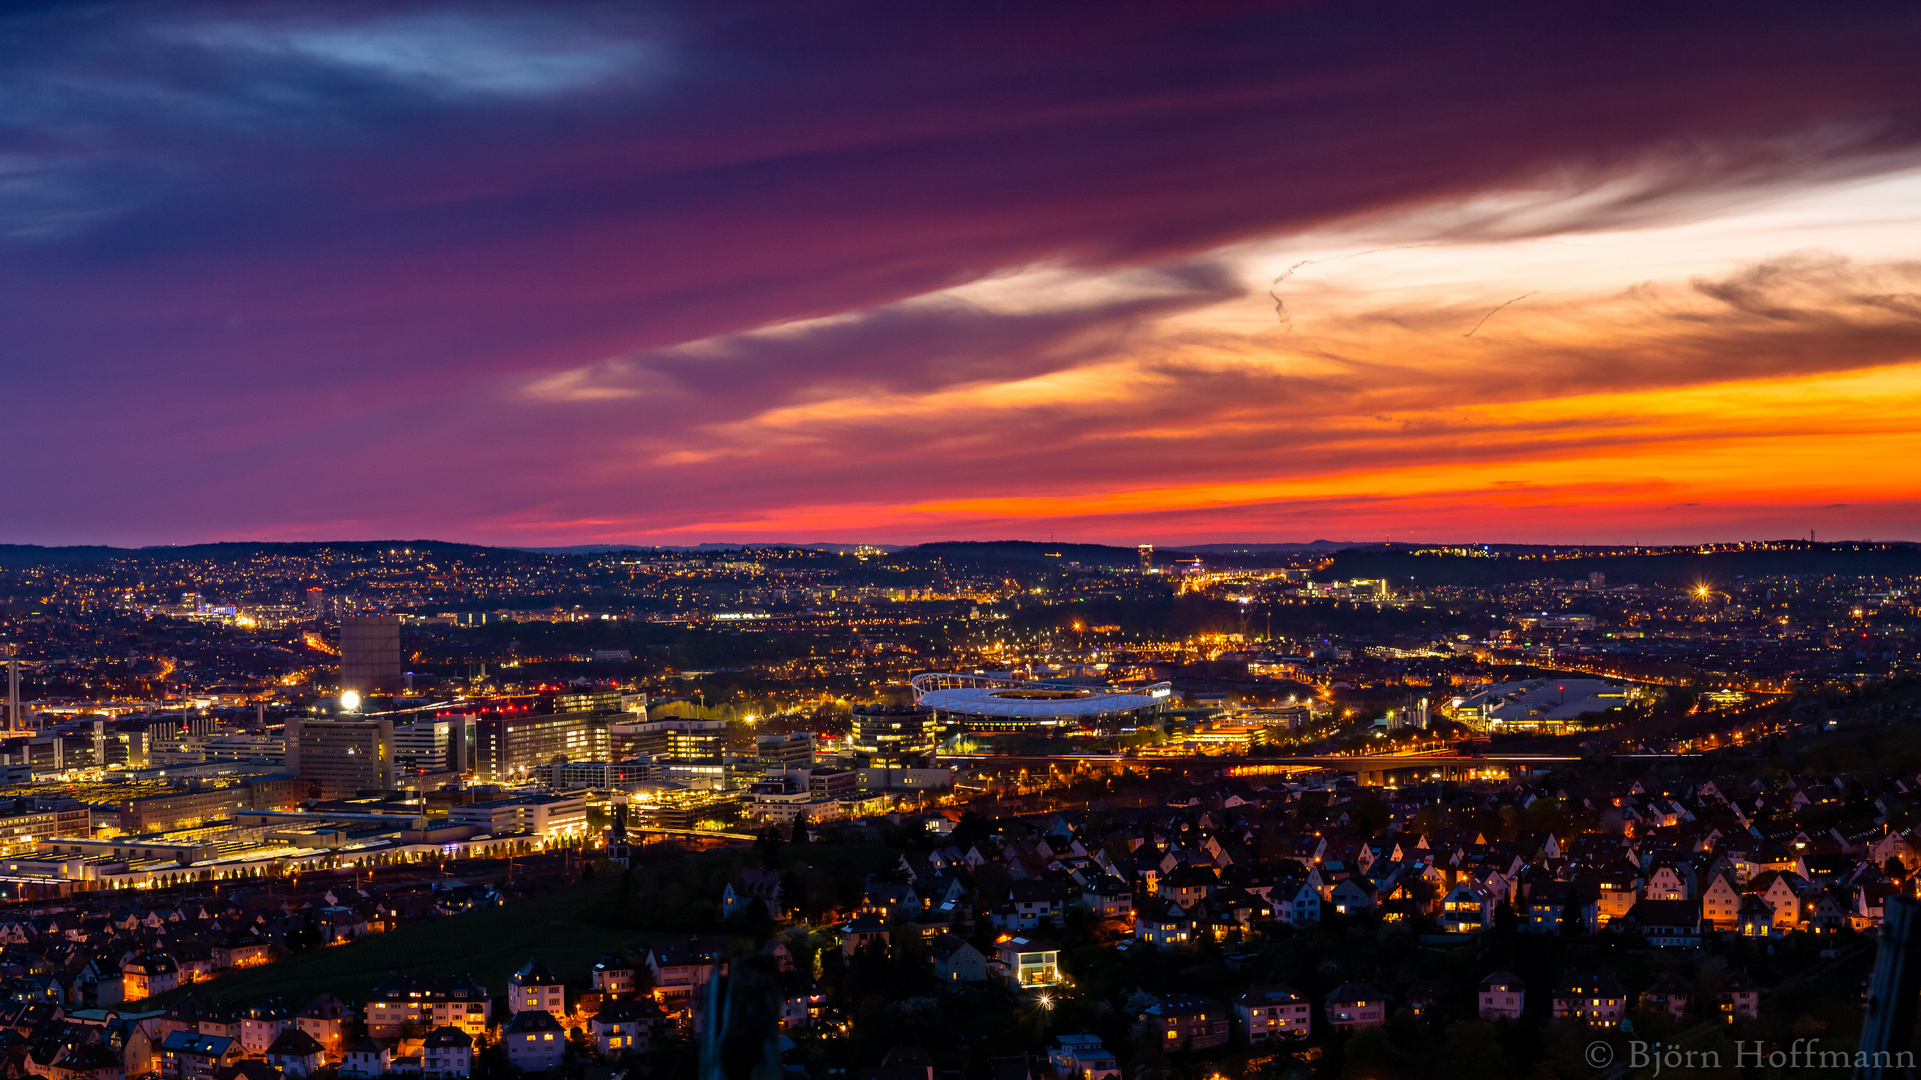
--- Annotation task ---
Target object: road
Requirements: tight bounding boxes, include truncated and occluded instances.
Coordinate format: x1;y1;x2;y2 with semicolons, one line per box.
932;751;1702;771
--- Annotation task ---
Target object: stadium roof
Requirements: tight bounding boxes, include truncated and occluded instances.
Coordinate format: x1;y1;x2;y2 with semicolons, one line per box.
917;685;1164;718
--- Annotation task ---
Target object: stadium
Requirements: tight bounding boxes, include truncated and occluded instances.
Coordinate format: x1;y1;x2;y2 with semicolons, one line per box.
910;672;1172;734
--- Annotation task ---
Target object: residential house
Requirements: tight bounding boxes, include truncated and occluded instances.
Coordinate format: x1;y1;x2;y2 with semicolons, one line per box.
1619;900;1702;948
1003;880;1074;929
1236;984;1310;1043
927;934;988;984
294;994;353;1053
366;974;492;1037
1157;866;1217;910
863;1045;937;1080
1139;995;1230;1051
422;1028;473;1079
842;913;892;960
1737;895;1777;938
1809;889;1851;934
1133;898;1193;945
340;1038;391;1079
590;999;668;1059
122;953;179;1003
1526;882;1598;935
1748;871;1809;930
1047;1034;1120;1080
1641;973;1690;1019
1328;878;1377;916
508;960;566;1022
239;1000;291;1055
1478;971;1525;1021
1078;876;1134;920
158;1033;235;1080
1552;971;1626;1028
776;974;826;1031
1274;881;1322;927
1439;880;1499;934
263;1030;326;1079
1642;861;1696;901
647;941;727;1010
1324;982;1387;1031
1701;872;1742;930
995;936;1061;990
722;870;785;921
1718;972;1760;1023
503;1009;566;1073
45;1044;126;1080
591;957;637;998
1593;864;1641;926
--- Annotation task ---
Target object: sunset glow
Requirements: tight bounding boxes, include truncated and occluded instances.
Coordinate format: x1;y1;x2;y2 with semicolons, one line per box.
3;3;1919;545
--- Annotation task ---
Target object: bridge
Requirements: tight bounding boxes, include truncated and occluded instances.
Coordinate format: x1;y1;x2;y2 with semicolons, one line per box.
629;826;761;842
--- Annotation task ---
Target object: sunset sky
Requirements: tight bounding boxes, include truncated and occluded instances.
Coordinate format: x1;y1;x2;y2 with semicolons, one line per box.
5;2;1921;547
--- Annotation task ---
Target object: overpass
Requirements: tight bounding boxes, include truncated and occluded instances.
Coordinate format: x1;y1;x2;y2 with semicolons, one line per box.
629;826;760;842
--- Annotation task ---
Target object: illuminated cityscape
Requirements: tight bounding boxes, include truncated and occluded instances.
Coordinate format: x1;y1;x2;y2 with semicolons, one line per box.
0;539;1914;1076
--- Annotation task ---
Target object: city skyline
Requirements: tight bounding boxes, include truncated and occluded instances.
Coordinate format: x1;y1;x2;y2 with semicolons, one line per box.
5;3;1921;547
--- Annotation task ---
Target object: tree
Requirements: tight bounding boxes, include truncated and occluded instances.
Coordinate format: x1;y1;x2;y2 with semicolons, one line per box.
1349;795;1391;836
1341;1026;1402;1079
951;811;992;850
1493;901;1518;934
790;813;810;845
1441;1020;1509;1080
754;827;783;870
1560;895;1586;936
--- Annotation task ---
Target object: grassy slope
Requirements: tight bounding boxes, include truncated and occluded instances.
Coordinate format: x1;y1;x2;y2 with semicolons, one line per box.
165;878;653;1008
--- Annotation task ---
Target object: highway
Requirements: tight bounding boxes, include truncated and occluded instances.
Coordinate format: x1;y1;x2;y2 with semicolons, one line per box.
933;751;1699;772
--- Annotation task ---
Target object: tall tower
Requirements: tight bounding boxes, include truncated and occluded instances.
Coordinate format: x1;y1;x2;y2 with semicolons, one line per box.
340;615;404;696
4;642;18;733
1138;544;1154;573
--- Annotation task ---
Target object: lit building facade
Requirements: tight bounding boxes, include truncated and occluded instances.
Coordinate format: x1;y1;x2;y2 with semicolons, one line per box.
286;718;394;799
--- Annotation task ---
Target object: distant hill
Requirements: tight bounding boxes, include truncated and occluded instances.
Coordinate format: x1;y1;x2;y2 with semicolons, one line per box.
911;540;1195;568
0;539;519;568
1322;543;1921;588
1178;541;1369;554
0;538;1911;584
520;543;910;555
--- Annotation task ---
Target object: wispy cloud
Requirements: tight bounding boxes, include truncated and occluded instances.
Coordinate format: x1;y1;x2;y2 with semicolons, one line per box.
0;2;1920;543
164;10;662;99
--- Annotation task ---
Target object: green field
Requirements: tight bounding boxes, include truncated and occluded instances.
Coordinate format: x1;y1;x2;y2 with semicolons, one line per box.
164;878;666;1008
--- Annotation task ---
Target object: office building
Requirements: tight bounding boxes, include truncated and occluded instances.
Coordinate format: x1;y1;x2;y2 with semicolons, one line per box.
532;760;654;789
610;718;726;761
472;711;610;783
805;767;858;801
449;792;588;839
393;718;452;771
755;731;814;773
340;616;403;695
850;704;936;756
548;689;627;714
285;717;394;799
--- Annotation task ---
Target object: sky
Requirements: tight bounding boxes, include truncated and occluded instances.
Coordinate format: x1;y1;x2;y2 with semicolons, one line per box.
5;1;1921;549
